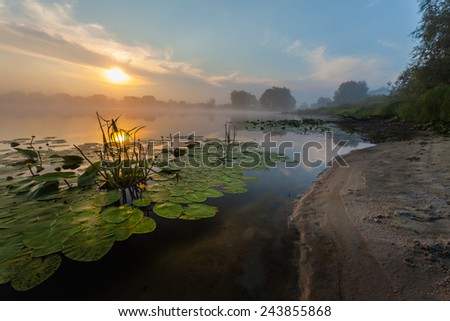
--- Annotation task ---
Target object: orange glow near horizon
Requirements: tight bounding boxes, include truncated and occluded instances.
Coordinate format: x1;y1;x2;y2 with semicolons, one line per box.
104;67;129;84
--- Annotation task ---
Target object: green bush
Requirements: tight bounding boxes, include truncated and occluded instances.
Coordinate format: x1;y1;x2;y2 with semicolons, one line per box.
399;85;450;122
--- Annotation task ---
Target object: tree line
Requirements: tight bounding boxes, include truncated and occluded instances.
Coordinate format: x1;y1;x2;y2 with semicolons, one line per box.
230;80;373;110
230;87;296;110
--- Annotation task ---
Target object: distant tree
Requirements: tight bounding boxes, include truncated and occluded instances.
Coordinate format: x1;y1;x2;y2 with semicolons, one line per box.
259;86;296;110
368;87;391;96
333;81;369;105
142;95;156;105
230;90;258;108
205;98;216;108
315;97;333;108
299;102;310;109
393;0;450;94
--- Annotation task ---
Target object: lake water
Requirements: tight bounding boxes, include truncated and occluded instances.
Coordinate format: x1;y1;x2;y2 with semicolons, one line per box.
0;108;372;300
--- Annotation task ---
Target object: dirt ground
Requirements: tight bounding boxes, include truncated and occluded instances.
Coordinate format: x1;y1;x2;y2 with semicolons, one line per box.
289;121;450;300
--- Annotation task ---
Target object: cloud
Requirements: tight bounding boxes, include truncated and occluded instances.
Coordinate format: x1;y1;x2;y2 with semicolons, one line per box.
283;38;387;88
0;0;265;88
363;0;381;9
377;39;401;50
209;72;274;86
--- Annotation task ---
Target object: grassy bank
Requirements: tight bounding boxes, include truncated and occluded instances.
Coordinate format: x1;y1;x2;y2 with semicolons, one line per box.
302;85;450;135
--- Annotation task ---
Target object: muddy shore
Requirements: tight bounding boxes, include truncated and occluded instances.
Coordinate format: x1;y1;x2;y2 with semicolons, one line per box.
289;120;450;300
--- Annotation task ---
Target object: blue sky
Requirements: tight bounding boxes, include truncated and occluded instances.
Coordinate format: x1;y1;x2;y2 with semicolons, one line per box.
0;0;420;104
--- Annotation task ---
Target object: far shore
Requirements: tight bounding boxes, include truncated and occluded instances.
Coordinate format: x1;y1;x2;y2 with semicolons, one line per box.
289;119;450;300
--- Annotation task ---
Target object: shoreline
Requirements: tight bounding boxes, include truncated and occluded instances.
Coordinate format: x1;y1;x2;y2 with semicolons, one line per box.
289;131;450;300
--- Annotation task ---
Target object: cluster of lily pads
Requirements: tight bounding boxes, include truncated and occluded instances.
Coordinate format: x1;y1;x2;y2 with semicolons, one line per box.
237;118;329;133
0;127;286;291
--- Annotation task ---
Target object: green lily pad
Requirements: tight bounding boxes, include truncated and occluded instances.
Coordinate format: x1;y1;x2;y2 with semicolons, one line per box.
190;183;209;191
113;208;144;241
184;192;208;203
180;203;218;220
0;248;33;285
26;181;59;200
31;171;75;182
61;155;84;170
91;189;122;207
168;196;193;204
77;162;99;187
101;205;134;223
201;188;224;198
23;223;82;258
149;173;171;181
167;186;190;197
142;189;171;203
69;199;98;213
11;255;61;291
14;148;38;160
62;230;115;262
133;217;156;234
0;243;24;264
222;186;248;194
132;198;152;207
153;202;182;219
145;184;169;192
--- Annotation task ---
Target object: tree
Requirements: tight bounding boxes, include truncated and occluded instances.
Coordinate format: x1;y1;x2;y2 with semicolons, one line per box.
312;97;332;108
230;90;258;108
333;81;369;105
259;86;296;110
394;0;450;94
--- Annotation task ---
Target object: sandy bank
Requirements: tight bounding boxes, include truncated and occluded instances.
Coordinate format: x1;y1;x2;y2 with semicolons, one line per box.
289;134;450;300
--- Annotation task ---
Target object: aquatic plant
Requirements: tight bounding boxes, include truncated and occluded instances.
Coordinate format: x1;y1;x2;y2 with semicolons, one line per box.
74;113;159;204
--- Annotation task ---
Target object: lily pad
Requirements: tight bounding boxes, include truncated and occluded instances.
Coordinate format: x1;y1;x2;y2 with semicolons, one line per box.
61;155;84;170
101;205;134;223
0;248;33;285
132;198;152;207
24;224;82;258
70;199;99;213
0;243;24;264
113;208;144;241
180;203;218;220
11;255;61;291
14;148;38;160
133;217;156;234
26;181;60;200
222;186;248;194
62;230;115;262
153;202;182;219
142;189;171;203
184;192;208;203
77;163;99;187
31;172;75;182
168;196;193;204
91;189;122;207
201;188;224;198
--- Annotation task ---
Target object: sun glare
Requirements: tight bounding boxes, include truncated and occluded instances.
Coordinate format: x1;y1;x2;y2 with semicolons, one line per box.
104;67;129;84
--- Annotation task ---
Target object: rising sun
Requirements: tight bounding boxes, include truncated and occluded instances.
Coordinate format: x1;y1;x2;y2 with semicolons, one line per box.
104;67;129;83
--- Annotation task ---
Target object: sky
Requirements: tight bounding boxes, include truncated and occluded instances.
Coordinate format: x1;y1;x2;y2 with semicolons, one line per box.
0;0;420;104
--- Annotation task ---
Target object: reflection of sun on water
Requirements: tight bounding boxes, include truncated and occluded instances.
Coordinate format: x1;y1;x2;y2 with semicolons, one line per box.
104;67;129;84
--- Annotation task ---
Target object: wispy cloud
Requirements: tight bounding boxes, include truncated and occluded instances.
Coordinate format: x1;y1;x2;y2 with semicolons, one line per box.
377;39;401;50
363;0;381;10
283;38;386;88
0;0;264;88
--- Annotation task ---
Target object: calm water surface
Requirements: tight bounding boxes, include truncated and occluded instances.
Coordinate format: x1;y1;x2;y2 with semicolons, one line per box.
0;108;372;300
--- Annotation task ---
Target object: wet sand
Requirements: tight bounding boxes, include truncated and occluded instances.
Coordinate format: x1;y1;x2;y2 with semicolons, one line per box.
289;133;450;300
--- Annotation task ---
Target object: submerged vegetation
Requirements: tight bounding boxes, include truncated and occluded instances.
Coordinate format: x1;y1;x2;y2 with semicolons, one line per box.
0;114;288;291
